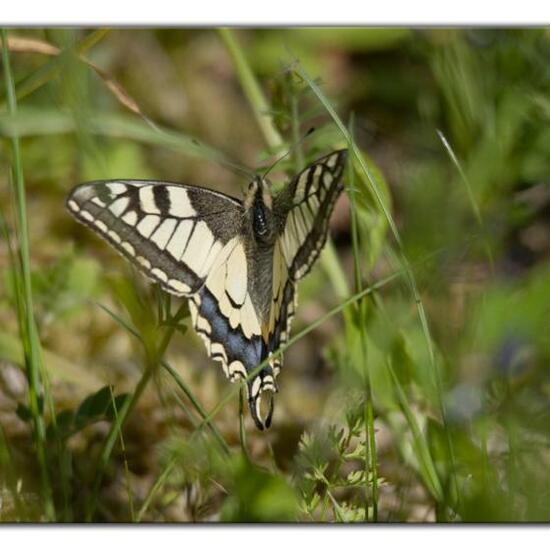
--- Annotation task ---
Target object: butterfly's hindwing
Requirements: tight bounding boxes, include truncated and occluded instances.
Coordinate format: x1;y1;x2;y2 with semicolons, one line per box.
266;239;297;363
263;147;348;357
67;180;243;296
188;237;277;429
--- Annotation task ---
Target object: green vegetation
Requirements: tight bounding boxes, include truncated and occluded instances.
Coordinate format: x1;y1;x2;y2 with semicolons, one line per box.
1;28;550;522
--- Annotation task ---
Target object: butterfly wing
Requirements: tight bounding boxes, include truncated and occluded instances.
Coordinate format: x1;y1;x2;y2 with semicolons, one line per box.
67;178;271;429
66;180;244;296
275;149;348;281
262;150;347;415
188;236;276;430
67;149;347;431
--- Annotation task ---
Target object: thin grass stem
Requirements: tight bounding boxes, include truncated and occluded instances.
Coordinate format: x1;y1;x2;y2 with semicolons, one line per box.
346;124;378;521
1;29;55;521
349;125;379;523
388;363;443;501
109;386;136;521
85;364;152;521
436;129;494;273
95;301;230;455
136;457;177;522
85;301;188;519
6;29;110;106
197;271;403;429
296;61;454;506
218;29;283;150
239;385;251;462
290;92;304;172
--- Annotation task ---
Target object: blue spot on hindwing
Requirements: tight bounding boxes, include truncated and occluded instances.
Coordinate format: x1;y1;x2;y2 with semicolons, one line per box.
197;288;264;374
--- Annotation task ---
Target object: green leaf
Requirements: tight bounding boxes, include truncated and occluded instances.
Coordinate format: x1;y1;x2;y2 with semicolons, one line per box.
105;393;132;422
46;409;75;441
54;409;75;438
221;456;299;522
16;402;33;422
75;385;112;428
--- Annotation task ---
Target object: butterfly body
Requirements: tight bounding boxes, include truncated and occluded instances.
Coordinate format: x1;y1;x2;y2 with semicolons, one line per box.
67;149;347;429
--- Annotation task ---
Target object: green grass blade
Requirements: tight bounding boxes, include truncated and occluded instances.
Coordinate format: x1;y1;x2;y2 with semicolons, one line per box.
85;366;152;521
218;28;283;150
388;363;443;501
109;386;136;521
295;60;455;505
239;385;251;462
161;361;230;455
0;108;242;174
16;29;110;103
1;28;55;521
346;128;379;521
197;271;403;429
436;129;495;273
136;457;177;522
296;62;438;371
95;301;230;455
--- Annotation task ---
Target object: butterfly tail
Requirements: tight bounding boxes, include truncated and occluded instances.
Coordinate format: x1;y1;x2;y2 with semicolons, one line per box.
247;356;278;430
248;386;274;431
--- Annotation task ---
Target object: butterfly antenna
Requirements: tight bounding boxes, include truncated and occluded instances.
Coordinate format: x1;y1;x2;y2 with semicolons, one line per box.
190;139;256;181
261;127;315;179
219;158;257;181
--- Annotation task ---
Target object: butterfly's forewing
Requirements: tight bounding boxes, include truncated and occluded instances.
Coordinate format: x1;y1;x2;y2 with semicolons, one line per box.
66;180;243;296
275;149;347;281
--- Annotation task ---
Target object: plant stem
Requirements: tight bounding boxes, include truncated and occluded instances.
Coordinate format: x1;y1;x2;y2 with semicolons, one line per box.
290;90;304;172
436;129;494;274
86;363;153;521
347;120;378;521
96;301;230;455
239;384;251;462
365;397;378;520
162;361;230;455
136;457;177;522
110;387;136;521
2;28;55;521
218;28;283;150
86;300;188;520
388;364;443;501
198;270;403;429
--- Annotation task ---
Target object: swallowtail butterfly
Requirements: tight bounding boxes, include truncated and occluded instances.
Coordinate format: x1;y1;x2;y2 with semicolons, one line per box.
66;150;347;430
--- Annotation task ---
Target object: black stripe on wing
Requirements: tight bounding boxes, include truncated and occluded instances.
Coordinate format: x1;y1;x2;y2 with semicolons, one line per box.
66;180;243;297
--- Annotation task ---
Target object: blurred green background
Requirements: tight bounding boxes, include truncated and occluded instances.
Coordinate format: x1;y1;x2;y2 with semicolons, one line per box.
1;28;550;522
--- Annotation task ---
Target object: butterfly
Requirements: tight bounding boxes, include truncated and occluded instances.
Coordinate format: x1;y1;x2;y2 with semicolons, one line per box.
66;149;348;430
